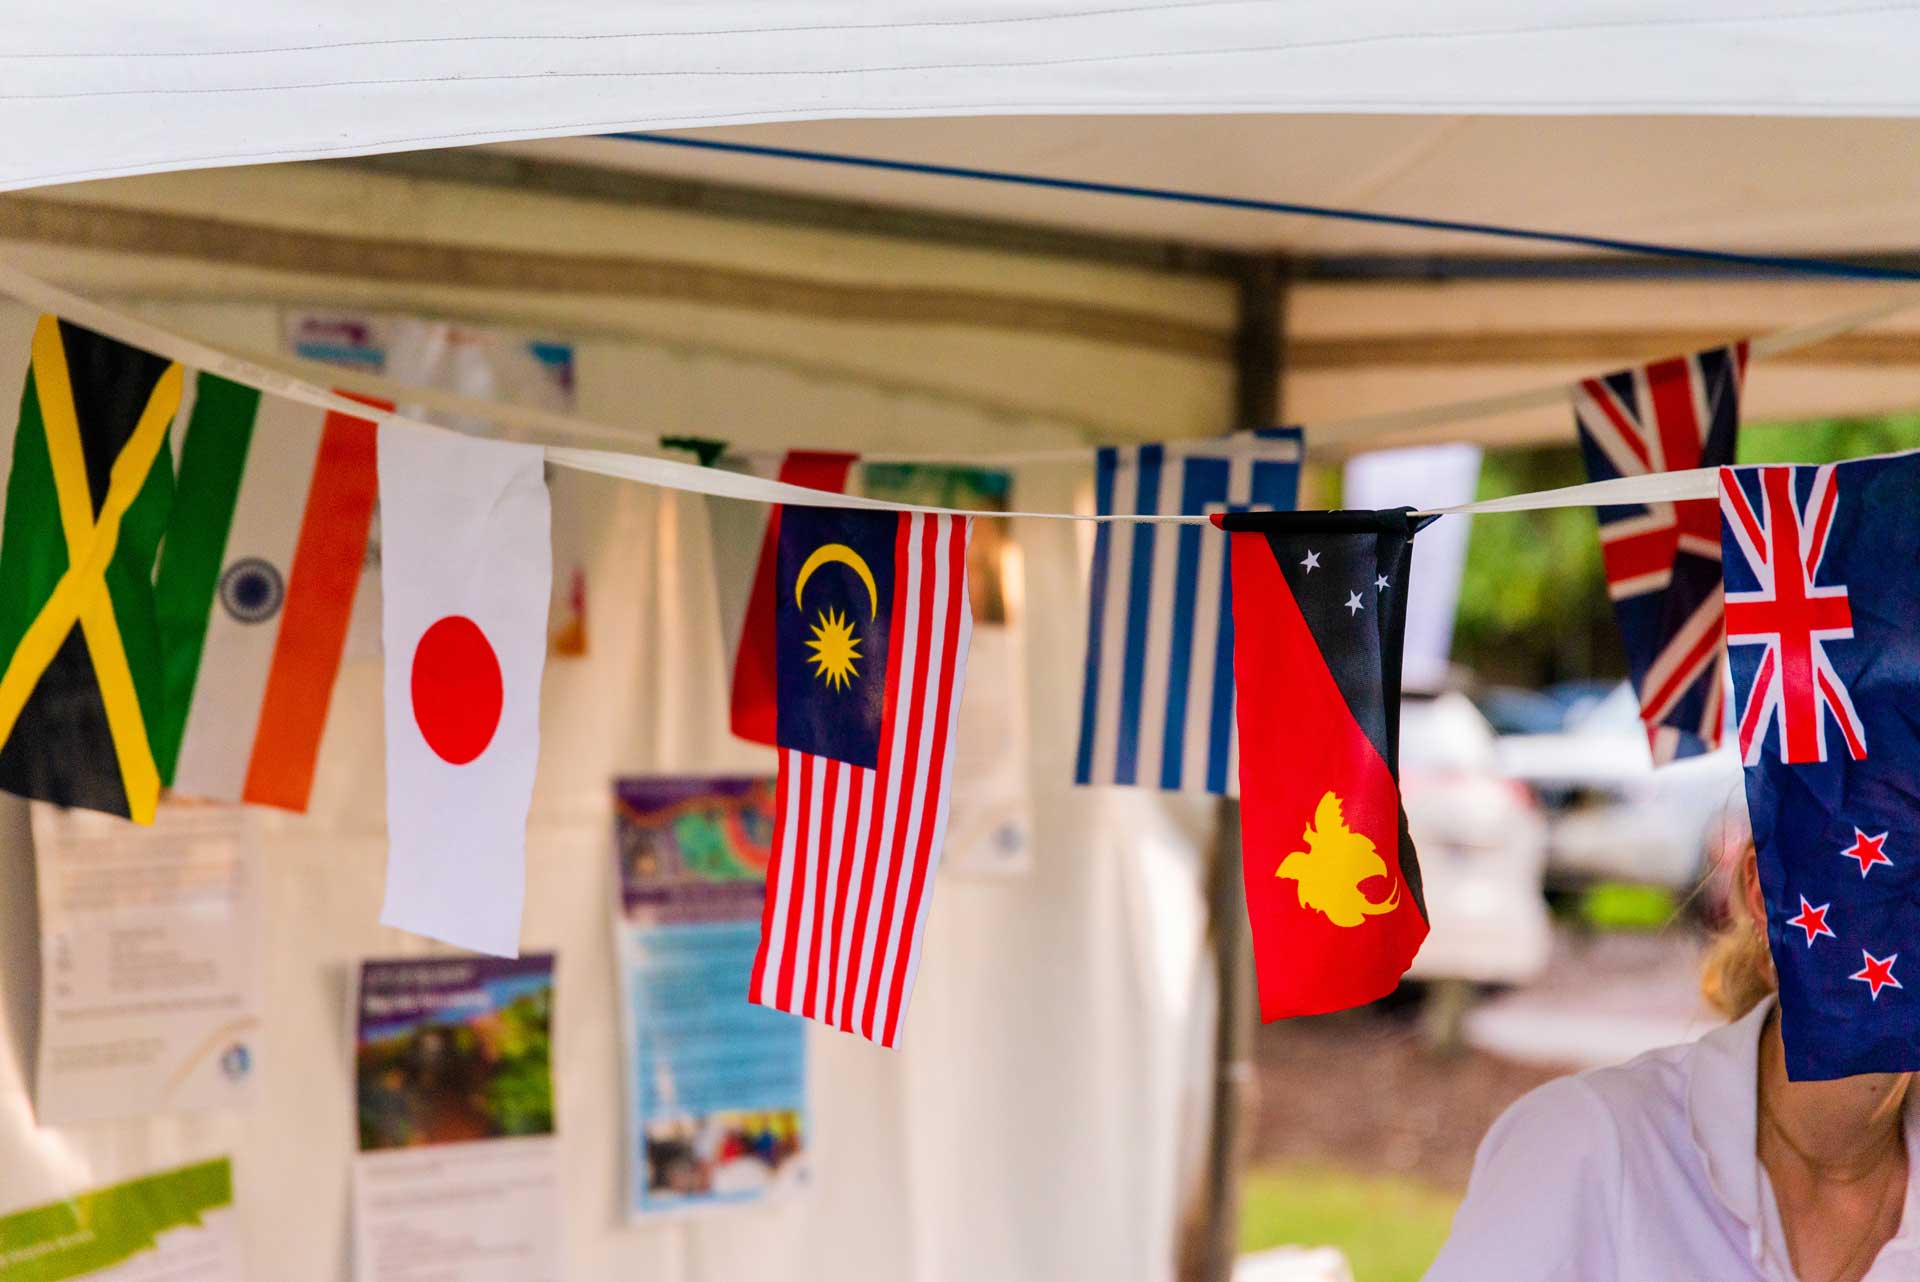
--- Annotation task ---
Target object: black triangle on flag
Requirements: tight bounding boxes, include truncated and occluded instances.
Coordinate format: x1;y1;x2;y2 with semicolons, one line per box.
1213;507;1436;1019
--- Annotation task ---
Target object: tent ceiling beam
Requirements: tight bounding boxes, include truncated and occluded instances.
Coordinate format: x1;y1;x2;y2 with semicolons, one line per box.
340;149;1247;281
0;192;1230;360
1291;328;1920;372
1301;252;1920;284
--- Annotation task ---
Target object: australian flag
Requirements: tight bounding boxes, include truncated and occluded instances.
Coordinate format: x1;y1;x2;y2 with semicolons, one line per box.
1575;345;1747;763
1721;454;1920;1079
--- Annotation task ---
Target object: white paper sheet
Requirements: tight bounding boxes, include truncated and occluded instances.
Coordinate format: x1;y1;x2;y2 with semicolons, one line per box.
350;955;561;1282
30;803;263;1125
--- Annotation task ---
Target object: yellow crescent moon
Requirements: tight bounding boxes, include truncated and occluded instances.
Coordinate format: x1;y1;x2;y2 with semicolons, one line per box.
794;543;879;618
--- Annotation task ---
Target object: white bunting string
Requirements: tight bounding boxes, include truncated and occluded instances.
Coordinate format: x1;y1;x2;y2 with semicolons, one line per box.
0;257;1909;522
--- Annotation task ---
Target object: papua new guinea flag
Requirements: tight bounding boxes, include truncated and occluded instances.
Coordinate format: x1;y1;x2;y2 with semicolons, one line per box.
1213;508;1433;1019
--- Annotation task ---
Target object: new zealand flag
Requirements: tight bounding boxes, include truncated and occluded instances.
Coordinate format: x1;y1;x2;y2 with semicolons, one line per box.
1721;453;1920;1080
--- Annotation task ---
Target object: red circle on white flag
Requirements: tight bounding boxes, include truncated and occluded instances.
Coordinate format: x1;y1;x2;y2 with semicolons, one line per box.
410;615;503;765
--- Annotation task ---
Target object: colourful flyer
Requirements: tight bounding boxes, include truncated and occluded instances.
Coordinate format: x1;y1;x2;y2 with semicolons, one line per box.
613;777;808;1217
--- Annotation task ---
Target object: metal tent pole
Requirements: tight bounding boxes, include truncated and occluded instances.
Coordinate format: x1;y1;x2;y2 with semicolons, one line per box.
1191;254;1285;1282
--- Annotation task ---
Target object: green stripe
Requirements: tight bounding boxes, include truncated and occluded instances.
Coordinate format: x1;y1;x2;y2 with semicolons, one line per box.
0;369;70;669
105;389;174;764
151;373;259;783
0;1158;232;1282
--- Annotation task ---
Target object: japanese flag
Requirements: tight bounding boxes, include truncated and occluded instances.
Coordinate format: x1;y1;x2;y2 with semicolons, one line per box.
378;421;550;956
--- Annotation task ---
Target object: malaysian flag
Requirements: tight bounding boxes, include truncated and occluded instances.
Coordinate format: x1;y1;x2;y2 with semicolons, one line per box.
1720;454;1917;1079
748;505;973;1048
1574;344;1747;762
1074;428;1302;794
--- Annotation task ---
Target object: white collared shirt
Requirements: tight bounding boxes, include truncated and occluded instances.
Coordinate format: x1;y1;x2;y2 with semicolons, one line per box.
1424;999;1919;1281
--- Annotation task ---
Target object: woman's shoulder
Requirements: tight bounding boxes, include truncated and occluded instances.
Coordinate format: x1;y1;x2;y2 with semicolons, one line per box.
1465;1039;1704;1201
1511;1039;1696;1142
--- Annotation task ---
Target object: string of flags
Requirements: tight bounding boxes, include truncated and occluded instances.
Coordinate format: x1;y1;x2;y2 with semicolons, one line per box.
0;281;1916;1077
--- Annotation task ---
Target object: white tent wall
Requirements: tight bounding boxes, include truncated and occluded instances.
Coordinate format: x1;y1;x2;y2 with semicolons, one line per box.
14;5;1920;192
0;161;1235;1282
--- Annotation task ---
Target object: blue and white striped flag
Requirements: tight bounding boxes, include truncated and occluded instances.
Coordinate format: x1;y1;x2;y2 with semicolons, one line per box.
1075;428;1303;794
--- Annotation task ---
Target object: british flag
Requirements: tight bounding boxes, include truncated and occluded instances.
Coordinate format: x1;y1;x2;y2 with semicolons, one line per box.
1719;463;1866;766
1573;344;1747;762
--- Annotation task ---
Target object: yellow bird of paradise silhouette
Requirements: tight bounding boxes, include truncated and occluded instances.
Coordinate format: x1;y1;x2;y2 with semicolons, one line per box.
1278;791;1400;928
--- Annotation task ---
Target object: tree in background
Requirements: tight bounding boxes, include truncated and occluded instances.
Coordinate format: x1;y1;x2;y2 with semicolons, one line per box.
1447;412;1920;689
1451;448;1621;687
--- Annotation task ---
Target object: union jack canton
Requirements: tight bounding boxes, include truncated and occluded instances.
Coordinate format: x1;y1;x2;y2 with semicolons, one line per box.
1719;455;1920;1080
1573;344;1747;762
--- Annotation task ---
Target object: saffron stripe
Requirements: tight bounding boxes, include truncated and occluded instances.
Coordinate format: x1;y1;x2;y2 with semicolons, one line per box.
240;407;378;810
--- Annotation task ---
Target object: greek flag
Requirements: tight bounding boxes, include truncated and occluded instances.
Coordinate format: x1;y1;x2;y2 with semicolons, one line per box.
1074;428;1303;794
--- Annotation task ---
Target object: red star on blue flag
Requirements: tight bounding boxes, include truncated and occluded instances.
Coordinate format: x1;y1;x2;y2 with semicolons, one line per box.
1786;897;1836;947
1850;951;1902;1002
1840;828;1892;877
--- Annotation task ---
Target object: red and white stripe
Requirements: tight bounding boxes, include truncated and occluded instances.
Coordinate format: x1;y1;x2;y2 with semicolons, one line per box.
748;512;973;1049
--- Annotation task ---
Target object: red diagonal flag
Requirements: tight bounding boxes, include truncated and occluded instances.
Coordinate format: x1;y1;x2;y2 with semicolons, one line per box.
1214;508;1433;1018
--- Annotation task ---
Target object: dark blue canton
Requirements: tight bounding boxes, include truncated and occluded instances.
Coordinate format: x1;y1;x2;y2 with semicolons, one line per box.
775;506;897;769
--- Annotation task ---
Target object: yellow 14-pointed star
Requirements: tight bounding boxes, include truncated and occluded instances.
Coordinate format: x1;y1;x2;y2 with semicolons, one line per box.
806;606;862;691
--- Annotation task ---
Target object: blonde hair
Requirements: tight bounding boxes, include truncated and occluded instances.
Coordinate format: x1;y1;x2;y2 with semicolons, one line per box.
1700;842;1777;1020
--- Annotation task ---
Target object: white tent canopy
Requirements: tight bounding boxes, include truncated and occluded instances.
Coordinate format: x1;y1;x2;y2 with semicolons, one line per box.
12;2;1920;195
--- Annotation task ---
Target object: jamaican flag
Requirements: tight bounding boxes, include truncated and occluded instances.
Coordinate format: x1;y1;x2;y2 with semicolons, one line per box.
0;316;179;822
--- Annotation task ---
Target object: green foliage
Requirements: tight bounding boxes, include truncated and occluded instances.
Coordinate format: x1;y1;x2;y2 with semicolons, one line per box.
1447;411;1920;688
484;991;555;1136
1238;1163;1458;1282
1738;411;1920;466
1579;882;1678;931
1451;448;1621;685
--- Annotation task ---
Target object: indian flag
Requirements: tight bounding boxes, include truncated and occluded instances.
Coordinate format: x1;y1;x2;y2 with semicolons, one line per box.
153;374;383;812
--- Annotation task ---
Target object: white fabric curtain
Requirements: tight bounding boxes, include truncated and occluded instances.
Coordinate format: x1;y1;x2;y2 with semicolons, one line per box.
9;3;1920;193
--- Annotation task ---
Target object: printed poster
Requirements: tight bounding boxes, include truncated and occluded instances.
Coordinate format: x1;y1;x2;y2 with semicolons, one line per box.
284;311;588;658
861;464;1034;874
30;804;262;1125
614;778;807;1217
0;1158;240;1282
351;956;560;1282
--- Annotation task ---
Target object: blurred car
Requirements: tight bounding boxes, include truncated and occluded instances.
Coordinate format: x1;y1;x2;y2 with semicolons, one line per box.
1492;681;1747;893
1398;691;1552;986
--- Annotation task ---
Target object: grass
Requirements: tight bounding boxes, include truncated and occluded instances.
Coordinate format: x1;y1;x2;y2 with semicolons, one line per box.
1578;882;1679;932
1239;1163;1459;1282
